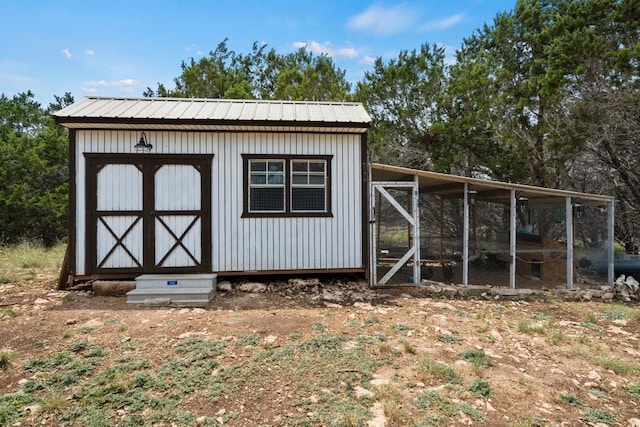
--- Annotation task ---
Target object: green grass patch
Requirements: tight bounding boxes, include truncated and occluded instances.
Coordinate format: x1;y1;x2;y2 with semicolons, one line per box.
458;349;494;368
592;356;636;376
414;390;483;421
581;407;616;424
437;333;463;344
560;392;583;406
0;350;12;370
468;379;492;398
418;358;462;385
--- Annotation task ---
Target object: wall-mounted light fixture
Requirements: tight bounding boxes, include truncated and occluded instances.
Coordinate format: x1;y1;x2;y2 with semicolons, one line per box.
134;132;153;152
573;199;584;219
467;185;478;205
516;194;529;213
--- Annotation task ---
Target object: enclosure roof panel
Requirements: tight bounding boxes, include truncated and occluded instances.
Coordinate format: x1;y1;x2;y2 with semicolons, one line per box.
53;96;371;133
371;163;613;207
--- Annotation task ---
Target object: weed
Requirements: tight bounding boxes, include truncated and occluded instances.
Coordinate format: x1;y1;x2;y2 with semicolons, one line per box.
584;388;607;398
61;294;76;303
104;316;119;325
549;330;565;345
592;356;636;376
0;392;41;426
458;349;494;368
36;340;48;348
518;319;548;335
585;312;599;324
437;333;462;344
67;340;91;353
61;329;73;339
401;339;416;354
468;379;492;398
418;358;462;385
40;394;68;416
560;392;583;406
393;323;413;332
79;326;97;334
287;333;302;341
312;322;327;333
364;317;380;326
236;334;259;347
629;382;640;398
581;407;616;424
475;324;490;333
0;350;12;370
0;307;19;318
454;309;471;318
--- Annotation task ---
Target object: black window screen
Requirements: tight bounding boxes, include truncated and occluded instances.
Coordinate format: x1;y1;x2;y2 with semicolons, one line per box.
292;187;326;211
250;187;285;211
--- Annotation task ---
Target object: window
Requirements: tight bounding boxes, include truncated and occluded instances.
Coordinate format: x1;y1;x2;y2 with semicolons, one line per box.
243;155;332;217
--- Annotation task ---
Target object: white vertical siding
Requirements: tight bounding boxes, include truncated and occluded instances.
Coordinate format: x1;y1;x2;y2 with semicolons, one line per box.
75;129;363;274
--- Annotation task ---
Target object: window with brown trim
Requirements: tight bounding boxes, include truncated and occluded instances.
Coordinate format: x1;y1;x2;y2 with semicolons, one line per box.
242;154;332;217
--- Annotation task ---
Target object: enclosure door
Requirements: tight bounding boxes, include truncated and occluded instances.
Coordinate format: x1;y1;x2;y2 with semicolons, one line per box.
86;155;212;275
370;181;420;286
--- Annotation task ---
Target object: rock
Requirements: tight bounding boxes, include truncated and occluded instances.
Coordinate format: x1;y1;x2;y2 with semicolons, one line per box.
82;318;102;328
601;292;614;301
588;370;601;381
33;298;48;305
323;302;342;308
354;386;374;399
628;418;640;427
322;289;343;302
370;378;389;386
217;281;232;291
65;318;78;325
367;402;387;427
238;282;267;293
288;278;320;288
263;335;277;345
92;280;136;296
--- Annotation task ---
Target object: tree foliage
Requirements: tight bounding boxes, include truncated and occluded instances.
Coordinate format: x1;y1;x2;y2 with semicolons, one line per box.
0;92;73;245
144;39;351;101
355;44;448;170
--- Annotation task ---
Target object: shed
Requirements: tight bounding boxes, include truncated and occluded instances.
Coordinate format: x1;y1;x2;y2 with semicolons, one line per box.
54;97;371;289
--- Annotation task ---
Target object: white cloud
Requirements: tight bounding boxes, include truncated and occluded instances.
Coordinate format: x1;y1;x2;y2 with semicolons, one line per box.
62;49;72;59
347;4;417;36
360;55;376;65
81;79;143;94
85;49;95;56
420;13;464;31
83;80;107;87
293;40;358;58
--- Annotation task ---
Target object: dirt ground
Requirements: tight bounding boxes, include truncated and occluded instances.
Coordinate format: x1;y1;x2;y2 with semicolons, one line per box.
1;276;640;426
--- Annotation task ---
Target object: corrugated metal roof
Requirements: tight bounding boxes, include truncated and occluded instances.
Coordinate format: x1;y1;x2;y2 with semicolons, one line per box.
371;163;613;207
54;96;371;132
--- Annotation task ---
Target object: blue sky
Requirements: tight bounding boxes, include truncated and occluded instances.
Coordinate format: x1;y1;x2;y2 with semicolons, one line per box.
1;0;516;105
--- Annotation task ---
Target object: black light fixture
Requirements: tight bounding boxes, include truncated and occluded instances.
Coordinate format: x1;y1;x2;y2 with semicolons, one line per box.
573;199;584;219
467;185;478;205
134;132;153;152
516;194;529;213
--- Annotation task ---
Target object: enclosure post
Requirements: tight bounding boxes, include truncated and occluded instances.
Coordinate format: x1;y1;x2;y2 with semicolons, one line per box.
509;189;517;289
607;200;615;284
370;185;377;287
463;183;470;286
439;197;444;266
566;196;574;288
413;176;421;286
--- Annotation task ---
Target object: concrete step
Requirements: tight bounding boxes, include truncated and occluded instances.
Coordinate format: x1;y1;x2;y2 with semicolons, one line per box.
134;273;217;289
126;287;215;305
127;273;217;306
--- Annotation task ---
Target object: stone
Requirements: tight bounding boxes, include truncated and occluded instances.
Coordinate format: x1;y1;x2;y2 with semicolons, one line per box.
628;418;640;427
238;282;267;293
92;280;136;296
367;402;387;427
354;386;374;399
33;298;48;305
288;278;320;288
82;318;102;328
217;281;232;291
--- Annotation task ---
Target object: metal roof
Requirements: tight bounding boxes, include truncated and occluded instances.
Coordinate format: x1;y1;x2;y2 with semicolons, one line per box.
53;96;371;133
371;163;613;207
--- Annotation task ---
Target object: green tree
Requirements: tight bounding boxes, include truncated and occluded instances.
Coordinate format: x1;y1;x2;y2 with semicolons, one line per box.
144;39;351;101
0;92;72;244
355;44;448;170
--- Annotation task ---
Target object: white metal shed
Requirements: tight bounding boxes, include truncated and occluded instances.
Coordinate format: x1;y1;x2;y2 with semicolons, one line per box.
54;97;371;285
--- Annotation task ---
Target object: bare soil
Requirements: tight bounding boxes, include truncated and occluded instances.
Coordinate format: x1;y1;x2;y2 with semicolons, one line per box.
1;277;640;426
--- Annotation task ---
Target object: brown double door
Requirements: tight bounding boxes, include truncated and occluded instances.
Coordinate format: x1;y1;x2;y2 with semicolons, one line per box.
86;154;212;275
